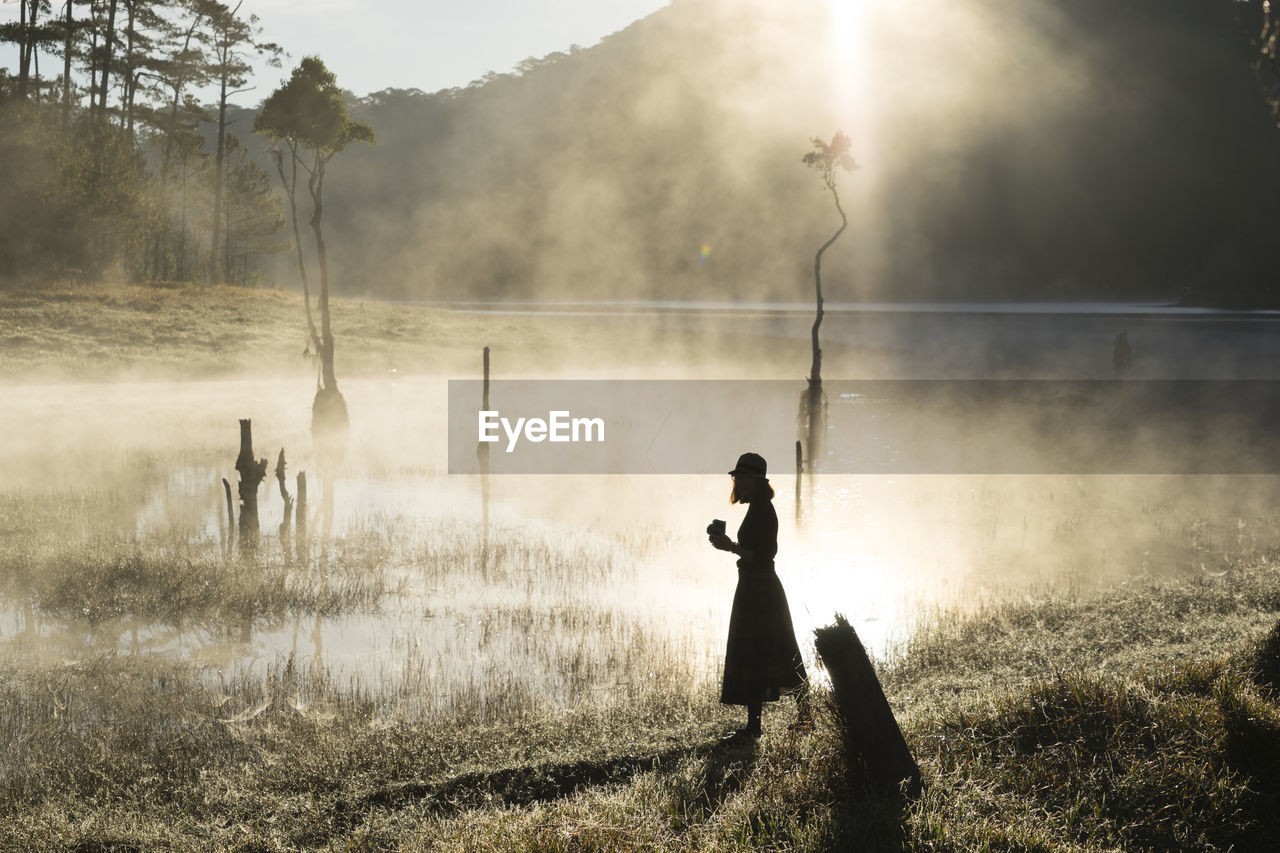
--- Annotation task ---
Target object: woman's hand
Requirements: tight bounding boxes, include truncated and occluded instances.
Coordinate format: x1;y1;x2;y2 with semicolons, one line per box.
708;533;736;552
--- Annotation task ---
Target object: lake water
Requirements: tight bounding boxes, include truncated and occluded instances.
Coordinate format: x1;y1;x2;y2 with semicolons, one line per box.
3;302;1279;715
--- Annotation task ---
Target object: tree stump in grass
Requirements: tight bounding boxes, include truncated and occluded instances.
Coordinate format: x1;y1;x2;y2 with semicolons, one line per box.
235;419;269;555
814;614;921;797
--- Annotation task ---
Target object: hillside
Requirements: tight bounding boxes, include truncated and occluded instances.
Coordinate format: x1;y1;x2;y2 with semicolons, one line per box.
227;0;1280;305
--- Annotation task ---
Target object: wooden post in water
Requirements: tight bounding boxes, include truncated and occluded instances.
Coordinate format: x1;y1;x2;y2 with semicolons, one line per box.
479;346;491;559
296;471;308;564
222;478;235;557
275;449;293;560
795;440;803;524
235;419;269;555
814;614;921;797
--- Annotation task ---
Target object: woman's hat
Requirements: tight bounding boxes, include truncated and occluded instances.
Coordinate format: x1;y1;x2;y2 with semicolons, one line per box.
728;452;767;478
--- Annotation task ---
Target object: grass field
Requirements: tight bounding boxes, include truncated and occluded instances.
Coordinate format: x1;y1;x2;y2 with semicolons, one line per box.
1;557;1279;850
5;280;1280;850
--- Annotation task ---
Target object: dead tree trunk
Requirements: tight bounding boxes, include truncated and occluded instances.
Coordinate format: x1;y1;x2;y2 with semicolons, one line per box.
814;614;921;797
295;471;308;564
235;419;268;555
275;448;293;559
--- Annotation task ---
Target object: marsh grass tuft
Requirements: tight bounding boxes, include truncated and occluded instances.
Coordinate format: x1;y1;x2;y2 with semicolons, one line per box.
0;531;397;626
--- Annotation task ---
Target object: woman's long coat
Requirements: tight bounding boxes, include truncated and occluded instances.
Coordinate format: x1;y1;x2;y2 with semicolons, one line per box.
720;495;807;706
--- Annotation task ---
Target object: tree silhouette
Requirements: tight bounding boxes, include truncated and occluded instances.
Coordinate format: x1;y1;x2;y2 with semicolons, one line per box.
799;131;857;471
254;56;375;444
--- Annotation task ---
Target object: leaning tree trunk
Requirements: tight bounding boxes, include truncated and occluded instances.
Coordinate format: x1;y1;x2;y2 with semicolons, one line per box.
273;145;321;354
308;156;349;448
235;419;268;555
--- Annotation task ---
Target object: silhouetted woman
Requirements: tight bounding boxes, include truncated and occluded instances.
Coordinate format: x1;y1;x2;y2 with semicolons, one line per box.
708;452;810;740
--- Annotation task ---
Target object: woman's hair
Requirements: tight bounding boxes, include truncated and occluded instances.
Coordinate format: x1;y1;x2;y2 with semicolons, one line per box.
730;476;775;504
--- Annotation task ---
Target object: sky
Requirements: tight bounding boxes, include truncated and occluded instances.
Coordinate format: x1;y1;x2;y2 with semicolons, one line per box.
1;0;670;101
246;0;671;97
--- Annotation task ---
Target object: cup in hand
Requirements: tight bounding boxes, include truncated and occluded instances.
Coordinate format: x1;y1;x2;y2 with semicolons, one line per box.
707;518;727;537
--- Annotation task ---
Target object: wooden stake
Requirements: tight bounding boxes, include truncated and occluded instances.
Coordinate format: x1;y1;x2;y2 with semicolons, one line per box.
296;471;308;564
222;478;234;557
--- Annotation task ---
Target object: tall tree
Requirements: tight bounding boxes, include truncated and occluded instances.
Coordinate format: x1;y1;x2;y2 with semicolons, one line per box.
117;0;168;137
799;131;856;472
254;56;374;441
95;0;116;114
59;0;76;121
205;0;279;283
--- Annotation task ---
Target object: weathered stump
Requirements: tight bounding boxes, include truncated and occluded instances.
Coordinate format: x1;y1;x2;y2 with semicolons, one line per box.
235;419;269;555
814;614;921;797
275;449;294;560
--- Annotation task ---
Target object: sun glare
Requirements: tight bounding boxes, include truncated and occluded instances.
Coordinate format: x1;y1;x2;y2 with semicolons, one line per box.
826;0;870;112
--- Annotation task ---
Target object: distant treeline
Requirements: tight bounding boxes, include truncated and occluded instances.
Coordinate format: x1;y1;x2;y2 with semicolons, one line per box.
0;0;284;284
284;0;1280;307
6;0;1280;305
